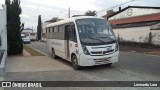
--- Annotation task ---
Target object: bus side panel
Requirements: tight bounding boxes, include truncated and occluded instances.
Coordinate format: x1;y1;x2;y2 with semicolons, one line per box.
46;39;52;54
69;41;79;61
64;40;70;60
49;39;66;59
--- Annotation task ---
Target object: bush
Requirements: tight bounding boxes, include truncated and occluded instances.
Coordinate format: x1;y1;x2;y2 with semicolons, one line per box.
6;0;23;55
118;40;160;49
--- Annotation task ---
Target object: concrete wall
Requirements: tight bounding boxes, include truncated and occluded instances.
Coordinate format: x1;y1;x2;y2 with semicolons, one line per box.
0;5;7;76
152;30;160;45
114;26;150;42
22;29;36;33
0;5;7;50
113;26;160;45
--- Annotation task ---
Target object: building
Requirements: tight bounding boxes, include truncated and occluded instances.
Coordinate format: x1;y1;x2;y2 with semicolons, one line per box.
150;23;160;45
102;8;118;20
22;28;37;41
0;5;7;76
103;6;160;45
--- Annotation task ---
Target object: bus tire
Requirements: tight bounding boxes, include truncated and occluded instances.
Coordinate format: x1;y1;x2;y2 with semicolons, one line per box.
71;55;80;70
52;49;57;59
105;63;112;66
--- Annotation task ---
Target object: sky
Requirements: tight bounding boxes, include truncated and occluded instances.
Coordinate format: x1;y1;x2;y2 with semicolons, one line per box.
0;0;160;30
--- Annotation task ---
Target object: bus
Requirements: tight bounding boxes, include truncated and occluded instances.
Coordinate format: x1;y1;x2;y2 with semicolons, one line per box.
46;16;119;70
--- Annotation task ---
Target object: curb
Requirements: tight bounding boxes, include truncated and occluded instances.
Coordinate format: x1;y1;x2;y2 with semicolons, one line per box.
120;51;160;57
26;46;48;56
23;49;31;56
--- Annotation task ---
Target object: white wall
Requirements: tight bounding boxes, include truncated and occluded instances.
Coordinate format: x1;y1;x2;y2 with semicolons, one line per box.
109;8;160;20
152;30;160;45
22;29;36;33
113;26;151;42
0;5;7;50
113;26;160;45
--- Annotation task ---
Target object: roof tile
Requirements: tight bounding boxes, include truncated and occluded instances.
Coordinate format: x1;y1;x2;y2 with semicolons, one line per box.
109;13;160;25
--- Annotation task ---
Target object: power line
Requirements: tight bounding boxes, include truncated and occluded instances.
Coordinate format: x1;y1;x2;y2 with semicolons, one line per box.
97;0;136;13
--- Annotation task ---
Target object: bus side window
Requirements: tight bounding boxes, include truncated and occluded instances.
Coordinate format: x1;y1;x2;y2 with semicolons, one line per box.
46;28;48;33
69;23;77;42
59;25;65;40
65;25;70;40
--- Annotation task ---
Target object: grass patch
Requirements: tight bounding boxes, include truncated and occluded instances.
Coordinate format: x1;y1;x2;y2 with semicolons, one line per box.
23;45;45;56
146;51;160;56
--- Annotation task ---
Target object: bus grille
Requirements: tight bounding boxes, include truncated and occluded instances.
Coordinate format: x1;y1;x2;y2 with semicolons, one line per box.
91;51;102;54
103;50;114;54
94;57;111;64
90;50;114;55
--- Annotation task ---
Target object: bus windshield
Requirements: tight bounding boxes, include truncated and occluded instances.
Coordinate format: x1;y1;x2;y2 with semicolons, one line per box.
76;18;116;45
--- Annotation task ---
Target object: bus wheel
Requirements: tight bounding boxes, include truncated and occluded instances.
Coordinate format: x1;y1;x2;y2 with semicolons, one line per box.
71;55;80;70
52;49;57;59
105;63;112;66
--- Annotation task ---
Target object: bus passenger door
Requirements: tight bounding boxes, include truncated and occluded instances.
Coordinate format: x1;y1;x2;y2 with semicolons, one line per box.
68;23;77;59
65;23;77;60
65;25;70;59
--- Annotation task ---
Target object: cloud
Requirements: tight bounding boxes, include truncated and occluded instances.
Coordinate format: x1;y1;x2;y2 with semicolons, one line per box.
20;14;31;18
0;0;4;4
1;0;160;29
25;0;99;11
20;0;92;28
0;0;5;9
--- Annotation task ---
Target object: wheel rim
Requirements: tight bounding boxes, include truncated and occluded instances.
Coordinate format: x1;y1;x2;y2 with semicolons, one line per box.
73;58;78;68
52;50;55;58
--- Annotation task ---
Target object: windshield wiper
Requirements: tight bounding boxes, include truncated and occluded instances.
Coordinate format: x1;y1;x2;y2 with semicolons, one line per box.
98;36;114;41
85;37;105;44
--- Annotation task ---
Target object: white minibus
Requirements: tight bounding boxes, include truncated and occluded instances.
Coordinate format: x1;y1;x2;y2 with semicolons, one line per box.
46;16;119;69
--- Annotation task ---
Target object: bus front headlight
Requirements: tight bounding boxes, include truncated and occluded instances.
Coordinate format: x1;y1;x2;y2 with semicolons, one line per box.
115;42;119;52
82;45;90;55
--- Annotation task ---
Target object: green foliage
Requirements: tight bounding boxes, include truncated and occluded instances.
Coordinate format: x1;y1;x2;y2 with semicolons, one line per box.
5;0;23;55
84;10;97;16
148;32;152;45
37;15;42;40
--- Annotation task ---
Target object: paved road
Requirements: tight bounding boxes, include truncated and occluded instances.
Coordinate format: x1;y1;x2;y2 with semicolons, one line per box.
27;41;160;80
27;41;50;55
5;41;159;90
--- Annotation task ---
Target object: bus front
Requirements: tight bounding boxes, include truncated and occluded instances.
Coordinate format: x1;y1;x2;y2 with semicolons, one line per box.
76;18;119;66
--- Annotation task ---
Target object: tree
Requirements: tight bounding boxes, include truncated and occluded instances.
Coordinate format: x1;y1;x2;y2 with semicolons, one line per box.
84;10;97;16
37;15;42;40
148;31;152;45
5;0;24;55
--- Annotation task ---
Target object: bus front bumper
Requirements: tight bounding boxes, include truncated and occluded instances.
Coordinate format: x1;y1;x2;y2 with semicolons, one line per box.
79;51;119;66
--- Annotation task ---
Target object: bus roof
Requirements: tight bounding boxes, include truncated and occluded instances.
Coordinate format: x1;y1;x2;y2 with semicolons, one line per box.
46;16;104;28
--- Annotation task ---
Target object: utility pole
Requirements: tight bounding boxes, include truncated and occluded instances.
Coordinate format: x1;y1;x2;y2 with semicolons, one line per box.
32;26;33;33
68;7;70;18
37;15;42;40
